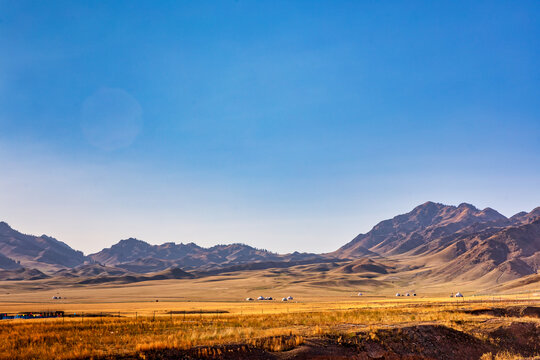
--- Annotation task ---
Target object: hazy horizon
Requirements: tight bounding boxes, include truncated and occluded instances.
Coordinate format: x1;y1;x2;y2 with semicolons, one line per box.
1;1;539;254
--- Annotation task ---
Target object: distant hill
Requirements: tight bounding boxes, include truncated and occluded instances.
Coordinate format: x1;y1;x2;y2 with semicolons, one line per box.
0;222;86;271
89;238;323;273
329;258;392;275
0;267;50;281
77;267;194;285
53;263;132;278
0;221;324;274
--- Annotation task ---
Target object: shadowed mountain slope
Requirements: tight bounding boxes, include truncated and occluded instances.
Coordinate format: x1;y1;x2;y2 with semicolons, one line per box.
0;253;21;270
431;217;540;283
0;267;50;281
334;202;510;258
53;263;132;278
0;222;86;271
329;258;392;275
333;202;540;284
77;267;194;285
510;207;540;225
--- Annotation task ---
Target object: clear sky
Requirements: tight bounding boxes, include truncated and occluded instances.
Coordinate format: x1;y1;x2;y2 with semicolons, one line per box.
1;1;539;255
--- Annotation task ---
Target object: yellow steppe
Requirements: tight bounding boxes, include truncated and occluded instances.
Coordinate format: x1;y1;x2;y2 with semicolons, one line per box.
0;276;538;316
1;274;540;360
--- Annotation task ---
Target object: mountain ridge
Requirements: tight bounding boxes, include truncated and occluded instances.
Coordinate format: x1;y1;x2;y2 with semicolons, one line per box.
0;221;86;271
334;201;519;258
0;222;324;273
89;238;324;273
332;202;540;283
1;201;539;291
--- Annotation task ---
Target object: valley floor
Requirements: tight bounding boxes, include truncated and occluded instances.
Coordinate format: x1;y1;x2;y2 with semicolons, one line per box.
1;280;540;360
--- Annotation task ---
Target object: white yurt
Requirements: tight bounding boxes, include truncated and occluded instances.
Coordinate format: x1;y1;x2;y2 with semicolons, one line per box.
455;292;464;298
287;296;293;300
281;297;288;302
395;293;401;297
257;296;264;300
357;292;363;296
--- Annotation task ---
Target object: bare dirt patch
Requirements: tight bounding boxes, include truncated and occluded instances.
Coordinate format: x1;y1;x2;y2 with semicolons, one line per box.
92;323;540;360
462;306;540;318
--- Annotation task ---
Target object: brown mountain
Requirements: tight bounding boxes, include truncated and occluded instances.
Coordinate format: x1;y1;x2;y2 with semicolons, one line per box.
0;222;86;271
509;207;540;225
0;253;21;270
77;267;194;285
0;267;50;281
89;238;324;273
334;202;540;284
2;201;539;291
430;217;540;283
334;202;510;258
53;263;132;278
329;258;393;275
0;221;324;274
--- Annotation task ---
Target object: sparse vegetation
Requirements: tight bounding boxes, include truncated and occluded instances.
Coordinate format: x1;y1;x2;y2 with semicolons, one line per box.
1;299;539;359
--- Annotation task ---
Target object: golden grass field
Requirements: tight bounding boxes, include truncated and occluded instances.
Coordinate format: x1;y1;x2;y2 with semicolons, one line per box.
2;297;537;359
1;273;540;359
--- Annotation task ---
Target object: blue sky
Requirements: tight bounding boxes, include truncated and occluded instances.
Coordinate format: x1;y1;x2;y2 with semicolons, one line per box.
1;1;539;254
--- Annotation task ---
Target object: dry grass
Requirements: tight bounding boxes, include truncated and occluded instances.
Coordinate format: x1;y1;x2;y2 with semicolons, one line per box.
2;299;533;360
2;255;540;359
1;284;540;360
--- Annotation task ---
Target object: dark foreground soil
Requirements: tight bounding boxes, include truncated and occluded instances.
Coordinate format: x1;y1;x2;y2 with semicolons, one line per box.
462;305;540;318
92;321;540;360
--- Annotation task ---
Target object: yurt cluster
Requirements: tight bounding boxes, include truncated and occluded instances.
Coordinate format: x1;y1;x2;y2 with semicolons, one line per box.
246;295;294;302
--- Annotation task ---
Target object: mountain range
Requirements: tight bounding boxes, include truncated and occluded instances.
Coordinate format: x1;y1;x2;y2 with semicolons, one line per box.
334;202;540;284
90;238;322;273
1;202;539;290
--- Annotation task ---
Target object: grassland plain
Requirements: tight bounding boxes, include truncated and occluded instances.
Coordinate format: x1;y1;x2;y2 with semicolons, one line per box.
1;290;540;360
1;273;540;359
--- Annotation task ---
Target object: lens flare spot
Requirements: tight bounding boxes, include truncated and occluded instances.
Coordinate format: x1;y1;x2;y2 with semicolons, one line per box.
81;88;143;150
